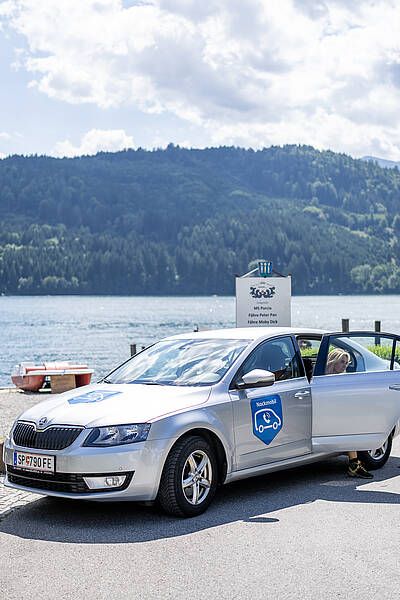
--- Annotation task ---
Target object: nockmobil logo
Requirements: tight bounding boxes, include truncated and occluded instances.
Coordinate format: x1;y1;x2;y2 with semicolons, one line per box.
251;395;283;445
68;390;122;404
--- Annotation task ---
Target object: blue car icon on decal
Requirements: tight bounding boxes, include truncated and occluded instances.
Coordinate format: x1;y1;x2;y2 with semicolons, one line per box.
254;408;282;434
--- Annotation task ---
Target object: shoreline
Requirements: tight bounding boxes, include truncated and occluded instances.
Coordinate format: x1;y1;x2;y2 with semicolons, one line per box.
2;293;400;298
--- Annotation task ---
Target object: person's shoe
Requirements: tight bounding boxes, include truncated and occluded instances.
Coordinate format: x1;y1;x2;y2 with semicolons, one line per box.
348;459;373;479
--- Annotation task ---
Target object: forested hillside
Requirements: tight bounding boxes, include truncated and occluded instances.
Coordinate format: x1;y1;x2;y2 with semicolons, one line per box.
1;144;400;295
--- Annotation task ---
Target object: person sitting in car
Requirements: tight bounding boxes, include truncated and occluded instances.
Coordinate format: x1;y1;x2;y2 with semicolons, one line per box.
326;348;373;479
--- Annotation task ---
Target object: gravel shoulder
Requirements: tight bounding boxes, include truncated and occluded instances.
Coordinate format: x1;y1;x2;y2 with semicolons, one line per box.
0;389;48;518
0;388;50;438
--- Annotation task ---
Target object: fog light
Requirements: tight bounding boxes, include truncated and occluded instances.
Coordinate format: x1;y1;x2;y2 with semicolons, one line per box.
83;474;127;490
105;476;125;487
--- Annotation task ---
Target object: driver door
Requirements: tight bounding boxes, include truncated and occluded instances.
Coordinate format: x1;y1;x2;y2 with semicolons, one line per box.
229;335;312;470
311;331;400;452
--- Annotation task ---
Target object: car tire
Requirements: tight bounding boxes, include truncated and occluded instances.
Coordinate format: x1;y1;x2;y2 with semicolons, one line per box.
157;435;218;517
358;434;393;470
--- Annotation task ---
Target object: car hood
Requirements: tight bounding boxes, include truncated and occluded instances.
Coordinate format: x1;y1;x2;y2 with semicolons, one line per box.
16;383;211;429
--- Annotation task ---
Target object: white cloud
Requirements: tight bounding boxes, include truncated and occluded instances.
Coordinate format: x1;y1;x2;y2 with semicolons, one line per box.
3;0;400;157
54;128;134;157
0;1;14;18
0;132;12;157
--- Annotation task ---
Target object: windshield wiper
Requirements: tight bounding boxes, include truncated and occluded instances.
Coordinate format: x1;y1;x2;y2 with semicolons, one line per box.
127;381;167;386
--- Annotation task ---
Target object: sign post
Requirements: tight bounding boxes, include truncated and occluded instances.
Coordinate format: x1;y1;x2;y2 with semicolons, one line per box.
235;262;291;327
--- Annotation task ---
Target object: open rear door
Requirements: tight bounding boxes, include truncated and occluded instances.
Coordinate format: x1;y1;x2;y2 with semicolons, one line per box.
310;331;400;452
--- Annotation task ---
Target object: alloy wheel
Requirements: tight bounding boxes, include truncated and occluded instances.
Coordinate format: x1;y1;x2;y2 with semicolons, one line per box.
181;450;212;505
368;440;388;461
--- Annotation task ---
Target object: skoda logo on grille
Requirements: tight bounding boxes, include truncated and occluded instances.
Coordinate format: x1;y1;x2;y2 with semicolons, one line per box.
38;417;48;428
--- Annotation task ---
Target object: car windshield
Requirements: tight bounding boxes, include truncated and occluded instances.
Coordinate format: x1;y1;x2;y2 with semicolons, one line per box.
104;338;249;386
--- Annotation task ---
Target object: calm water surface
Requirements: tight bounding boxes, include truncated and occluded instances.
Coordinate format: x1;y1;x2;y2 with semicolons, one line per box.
1;295;400;386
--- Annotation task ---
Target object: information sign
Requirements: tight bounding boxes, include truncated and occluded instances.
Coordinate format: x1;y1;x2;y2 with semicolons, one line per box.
236;276;291;327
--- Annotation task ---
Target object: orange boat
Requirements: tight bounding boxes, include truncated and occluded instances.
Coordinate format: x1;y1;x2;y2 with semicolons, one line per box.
11;361;93;392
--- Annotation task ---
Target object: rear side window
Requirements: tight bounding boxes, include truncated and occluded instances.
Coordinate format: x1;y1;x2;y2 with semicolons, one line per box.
297;338;321;358
297;337;321;380
234;336;304;383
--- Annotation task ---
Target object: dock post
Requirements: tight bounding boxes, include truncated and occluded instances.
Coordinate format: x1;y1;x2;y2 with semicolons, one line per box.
341;318;349;332
130;344;137;356
0;437;5;473
374;321;381;346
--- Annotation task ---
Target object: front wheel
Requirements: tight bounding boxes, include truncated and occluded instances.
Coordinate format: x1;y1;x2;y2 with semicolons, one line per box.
358;434;393;470
157;435;218;517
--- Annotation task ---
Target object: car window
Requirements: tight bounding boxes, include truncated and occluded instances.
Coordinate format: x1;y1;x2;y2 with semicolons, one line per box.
296;337;321;381
394;340;400;369
234;336;303;383
297;338;321;358
104;338;249;386
323;334;397;375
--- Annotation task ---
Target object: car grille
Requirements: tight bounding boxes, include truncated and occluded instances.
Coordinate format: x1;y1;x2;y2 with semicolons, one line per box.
13;422;83;450
7;466;133;494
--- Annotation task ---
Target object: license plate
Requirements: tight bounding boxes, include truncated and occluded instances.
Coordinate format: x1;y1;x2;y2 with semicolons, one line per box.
13;451;55;473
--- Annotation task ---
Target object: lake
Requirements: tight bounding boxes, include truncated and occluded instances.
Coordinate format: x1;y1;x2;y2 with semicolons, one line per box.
1;294;400;386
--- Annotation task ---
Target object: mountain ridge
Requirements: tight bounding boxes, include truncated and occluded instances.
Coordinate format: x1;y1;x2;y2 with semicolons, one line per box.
361;155;400;169
1;144;400;295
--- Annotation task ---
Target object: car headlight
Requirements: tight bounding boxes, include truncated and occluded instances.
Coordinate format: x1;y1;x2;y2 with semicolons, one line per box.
83;423;151;447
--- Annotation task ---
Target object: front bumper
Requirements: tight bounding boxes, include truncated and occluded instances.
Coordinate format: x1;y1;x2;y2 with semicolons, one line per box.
3;432;172;501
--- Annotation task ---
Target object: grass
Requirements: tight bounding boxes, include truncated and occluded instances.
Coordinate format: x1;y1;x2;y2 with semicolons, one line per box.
300;343;400;364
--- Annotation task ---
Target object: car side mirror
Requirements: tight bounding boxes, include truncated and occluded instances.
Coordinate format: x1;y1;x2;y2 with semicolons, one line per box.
235;369;275;389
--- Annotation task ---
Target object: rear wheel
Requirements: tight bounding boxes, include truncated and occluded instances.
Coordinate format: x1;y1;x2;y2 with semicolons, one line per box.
358;434;393;470
157;435;218;517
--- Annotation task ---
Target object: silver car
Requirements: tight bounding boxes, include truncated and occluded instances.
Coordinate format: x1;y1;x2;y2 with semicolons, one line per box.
4;327;400;517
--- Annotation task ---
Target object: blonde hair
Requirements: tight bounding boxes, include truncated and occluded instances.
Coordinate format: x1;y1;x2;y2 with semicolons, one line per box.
326;348;350;374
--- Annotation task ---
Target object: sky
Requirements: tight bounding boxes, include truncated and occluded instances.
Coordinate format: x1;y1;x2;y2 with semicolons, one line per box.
1;0;400;159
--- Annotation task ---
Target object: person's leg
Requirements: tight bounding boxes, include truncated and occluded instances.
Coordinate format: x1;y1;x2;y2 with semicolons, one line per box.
347;451;373;478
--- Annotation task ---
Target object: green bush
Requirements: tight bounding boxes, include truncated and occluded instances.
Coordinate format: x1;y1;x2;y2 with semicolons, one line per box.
301;343;400;365
299;348;319;358
367;345;400;363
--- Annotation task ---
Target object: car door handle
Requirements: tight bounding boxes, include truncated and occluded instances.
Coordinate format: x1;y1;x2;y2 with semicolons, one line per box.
294;390;310;397
389;384;400;391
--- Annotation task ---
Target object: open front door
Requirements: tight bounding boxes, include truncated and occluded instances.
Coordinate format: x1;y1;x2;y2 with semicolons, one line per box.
311;331;400;453
229;335;311;470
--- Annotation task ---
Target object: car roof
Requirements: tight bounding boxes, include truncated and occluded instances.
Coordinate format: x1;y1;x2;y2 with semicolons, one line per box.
166;327;327;342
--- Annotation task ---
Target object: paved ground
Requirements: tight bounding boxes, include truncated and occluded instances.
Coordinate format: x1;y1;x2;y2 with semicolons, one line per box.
1;390;400;599
0;388;48;439
0;390;47;517
0;475;40;519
